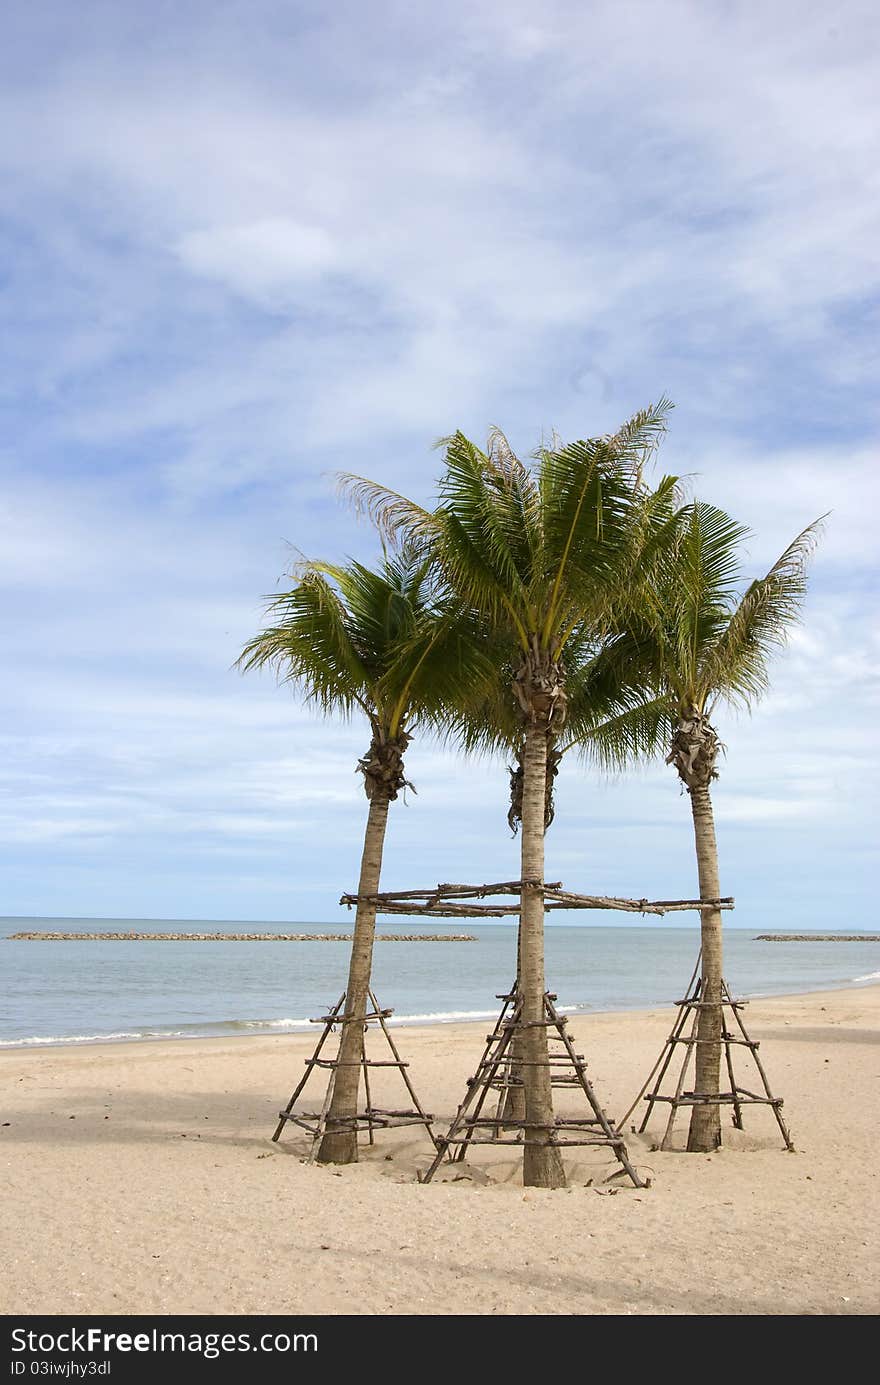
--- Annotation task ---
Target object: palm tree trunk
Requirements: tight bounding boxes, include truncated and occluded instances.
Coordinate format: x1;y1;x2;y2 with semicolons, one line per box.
519;723;566;1189
687;783;724;1152
317;792;390;1164
501;735;561;1129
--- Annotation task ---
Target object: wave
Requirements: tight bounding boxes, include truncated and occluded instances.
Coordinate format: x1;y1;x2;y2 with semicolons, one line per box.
0;1029;190;1047
853;970;880;983
239;1005;579;1027
226;1018;314;1030
0;1003;581;1048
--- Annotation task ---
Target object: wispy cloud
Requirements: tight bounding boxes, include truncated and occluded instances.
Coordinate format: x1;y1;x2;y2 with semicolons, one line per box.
0;1;876;921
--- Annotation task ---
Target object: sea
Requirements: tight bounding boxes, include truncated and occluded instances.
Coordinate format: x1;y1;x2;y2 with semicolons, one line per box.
1;917;878;1049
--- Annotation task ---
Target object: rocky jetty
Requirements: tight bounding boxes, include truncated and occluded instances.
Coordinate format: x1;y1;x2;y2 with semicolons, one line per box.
754;934;880;942
8;931;476;942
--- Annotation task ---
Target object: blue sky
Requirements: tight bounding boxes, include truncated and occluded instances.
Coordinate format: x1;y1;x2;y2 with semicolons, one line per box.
1;0;877;926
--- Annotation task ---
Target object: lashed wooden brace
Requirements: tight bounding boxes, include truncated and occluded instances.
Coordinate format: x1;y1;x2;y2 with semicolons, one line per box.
340;878;734;919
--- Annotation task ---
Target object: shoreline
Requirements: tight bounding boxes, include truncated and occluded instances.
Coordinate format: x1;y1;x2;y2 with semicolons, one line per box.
3;976;879;1056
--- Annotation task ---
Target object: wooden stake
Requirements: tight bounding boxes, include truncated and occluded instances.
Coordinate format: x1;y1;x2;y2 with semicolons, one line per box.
272;993;345;1142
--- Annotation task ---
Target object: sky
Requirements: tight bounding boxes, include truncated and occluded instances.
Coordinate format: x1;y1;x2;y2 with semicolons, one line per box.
0;0;877;927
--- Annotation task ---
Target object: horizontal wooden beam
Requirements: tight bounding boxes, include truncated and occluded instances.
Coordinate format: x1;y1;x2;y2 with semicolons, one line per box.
340;880;734;918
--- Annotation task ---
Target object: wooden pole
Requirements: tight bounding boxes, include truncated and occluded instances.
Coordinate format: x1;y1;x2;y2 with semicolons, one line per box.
370;990;440;1152
723;980;794;1150
340;881;734;918
659;997;699;1151
361;1039;375;1145
420;1005;519;1183
545;994;644;1187
272;993;345;1142
619;953;701;1132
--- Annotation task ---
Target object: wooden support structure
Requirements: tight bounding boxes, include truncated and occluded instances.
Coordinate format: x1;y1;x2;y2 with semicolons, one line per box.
618;957;794;1151
340;878;734;919
419;986;646;1186
273;989;440;1162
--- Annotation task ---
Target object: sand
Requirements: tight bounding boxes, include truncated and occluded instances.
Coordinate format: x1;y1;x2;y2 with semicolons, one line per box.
1;984;878;1316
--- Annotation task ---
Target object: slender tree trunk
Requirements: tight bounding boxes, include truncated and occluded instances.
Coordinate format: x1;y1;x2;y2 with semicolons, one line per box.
519;723;566;1188
687;783;724;1152
502;736;561;1130
317;792;390;1164
667;708;724;1152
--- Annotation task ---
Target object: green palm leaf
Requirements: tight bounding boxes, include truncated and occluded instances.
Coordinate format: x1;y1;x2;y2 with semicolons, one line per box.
238;549;478;739
699;517;826;710
237;566;373;719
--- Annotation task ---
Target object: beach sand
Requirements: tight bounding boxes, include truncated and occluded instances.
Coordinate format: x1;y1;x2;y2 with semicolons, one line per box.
1;985;878;1316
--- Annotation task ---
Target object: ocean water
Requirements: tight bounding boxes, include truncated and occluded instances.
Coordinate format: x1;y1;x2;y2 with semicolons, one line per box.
1;916;877;1048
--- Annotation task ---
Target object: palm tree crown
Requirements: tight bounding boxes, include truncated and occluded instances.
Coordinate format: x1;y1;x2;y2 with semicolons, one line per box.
574;502;825;782
238;546;490;799
343;403;678;713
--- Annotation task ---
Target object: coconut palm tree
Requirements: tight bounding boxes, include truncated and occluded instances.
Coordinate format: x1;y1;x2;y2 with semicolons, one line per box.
573;503;823;1151
341;403;676;1187
239;548;492;1164
451;489;686;1133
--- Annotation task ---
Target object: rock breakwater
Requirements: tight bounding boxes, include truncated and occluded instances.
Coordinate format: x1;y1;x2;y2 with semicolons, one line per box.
8;931;476;942
754;934;880;942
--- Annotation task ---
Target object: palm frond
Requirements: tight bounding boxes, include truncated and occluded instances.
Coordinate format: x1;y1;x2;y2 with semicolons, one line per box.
606;396;674;482
537;436;614;626
485;428;544;583
429;630;523;758
485;426;530;484
238;547;487;738
382;600;502;740
700;516;826;709
537;405;674;643
574;695;675;772
237;566;374;718
436;433;533;619
663;502;751;693
563;626;661;742
596;474;686;643
327;409;685;765
336;473;436;550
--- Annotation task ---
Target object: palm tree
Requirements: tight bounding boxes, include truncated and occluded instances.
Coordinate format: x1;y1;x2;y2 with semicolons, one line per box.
341;403;676;1187
458;512;685;1135
576;503;823;1151
239;548;491;1164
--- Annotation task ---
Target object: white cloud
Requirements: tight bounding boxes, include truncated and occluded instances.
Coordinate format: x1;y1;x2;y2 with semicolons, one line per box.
1;0;876;478
0;1;876;919
714;796;824;825
177;219;340;301
679;447;880;573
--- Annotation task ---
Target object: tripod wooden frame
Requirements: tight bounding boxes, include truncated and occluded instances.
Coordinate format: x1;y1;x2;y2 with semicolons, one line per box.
273;989;440;1162
420;985;646;1186
618;956;794;1151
